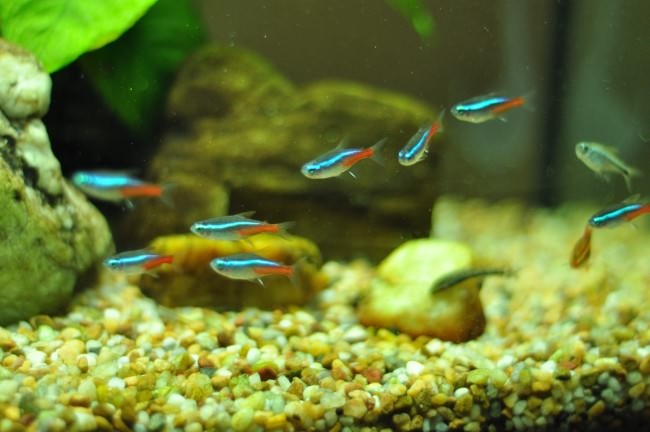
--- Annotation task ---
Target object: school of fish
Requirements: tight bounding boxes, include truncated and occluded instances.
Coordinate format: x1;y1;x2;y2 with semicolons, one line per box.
69;89;641;282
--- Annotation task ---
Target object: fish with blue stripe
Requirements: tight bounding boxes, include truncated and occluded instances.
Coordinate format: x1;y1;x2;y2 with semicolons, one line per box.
301;138;387;179
451;92;531;123
588;201;650;228
210;253;301;286
398;110;445;166
71;170;172;207
103;248;174;275
191;211;293;240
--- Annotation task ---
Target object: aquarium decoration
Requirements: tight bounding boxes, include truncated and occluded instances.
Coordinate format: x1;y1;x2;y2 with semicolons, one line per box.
1;1;650;430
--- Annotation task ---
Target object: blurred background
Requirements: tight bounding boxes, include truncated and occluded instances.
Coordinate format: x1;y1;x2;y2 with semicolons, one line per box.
45;0;650;207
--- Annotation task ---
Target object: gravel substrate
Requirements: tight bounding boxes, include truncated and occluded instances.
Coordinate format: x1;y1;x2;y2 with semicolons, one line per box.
1;197;650;431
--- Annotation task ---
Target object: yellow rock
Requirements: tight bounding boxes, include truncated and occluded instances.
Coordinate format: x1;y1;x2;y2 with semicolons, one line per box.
358;239;485;342
139;233;327;309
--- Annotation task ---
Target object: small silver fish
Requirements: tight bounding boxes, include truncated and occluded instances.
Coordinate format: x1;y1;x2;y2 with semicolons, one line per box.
431;268;513;294
575;142;641;191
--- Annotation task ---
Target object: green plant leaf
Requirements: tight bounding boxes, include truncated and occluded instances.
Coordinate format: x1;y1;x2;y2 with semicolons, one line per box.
80;0;205;133
0;0;158;72
386;0;436;44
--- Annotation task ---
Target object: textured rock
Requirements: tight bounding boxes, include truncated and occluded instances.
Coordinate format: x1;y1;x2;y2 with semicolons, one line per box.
0;39;113;325
120;44;440;260
358;239;486;342
0;39;51;118
139;233;327;309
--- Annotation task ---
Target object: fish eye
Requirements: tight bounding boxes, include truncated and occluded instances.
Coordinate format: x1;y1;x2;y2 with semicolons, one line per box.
103;258;117;268
302;165;317;176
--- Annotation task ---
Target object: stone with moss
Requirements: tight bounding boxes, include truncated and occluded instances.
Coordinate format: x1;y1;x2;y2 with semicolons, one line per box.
0;39;113;325
120;43;441;261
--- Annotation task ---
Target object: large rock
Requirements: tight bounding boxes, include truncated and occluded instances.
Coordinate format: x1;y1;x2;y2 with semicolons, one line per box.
140;233;327;309
0;39;113;325
120;44;440;260
358;239;486;342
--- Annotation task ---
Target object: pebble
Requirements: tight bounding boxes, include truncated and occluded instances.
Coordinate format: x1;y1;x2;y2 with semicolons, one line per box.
467;369;490;385
343;326;368;343
231;407;254;431
343;398;367;419
0;380;18;402
513;399;527;416
107;377;125;390
57;339;86;365
320;391;346;409
588;400;605;417
406;361;425;377
26;349;47;367
246;348;261;365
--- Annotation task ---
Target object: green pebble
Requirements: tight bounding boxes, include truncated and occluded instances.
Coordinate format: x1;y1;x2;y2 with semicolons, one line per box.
467;369;490;385
231;407;254;431
185;373;213;401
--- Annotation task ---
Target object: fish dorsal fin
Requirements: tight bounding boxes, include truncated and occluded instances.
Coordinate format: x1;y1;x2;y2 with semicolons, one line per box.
622;194;642;203
234;210;256;218
333;136;350;150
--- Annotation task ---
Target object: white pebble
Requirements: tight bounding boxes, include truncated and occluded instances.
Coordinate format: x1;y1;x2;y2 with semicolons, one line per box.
454;387;469;398
497;354;516;368
540;360;557;373
107;377;125;390
343;326;368;343
249;373;261;388
246;348;261;365
277;375;291;391
74;411;97;431
406;360;425;376
103;308;121;320
423;338;444;355
26;349;47;367
167;393;186;407
117;356;130;367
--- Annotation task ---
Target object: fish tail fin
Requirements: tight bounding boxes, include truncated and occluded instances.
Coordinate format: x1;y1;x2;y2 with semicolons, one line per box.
369;137;388;166
623;166;642;192
436;109;446;133
276;221;295;238
288;257;307;287
159;183;175;207
521;89;536;112
124;199;136;210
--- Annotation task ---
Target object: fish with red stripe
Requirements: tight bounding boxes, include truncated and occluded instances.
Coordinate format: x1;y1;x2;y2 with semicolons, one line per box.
588;201;650;228
190;211;293;241
301;138;386;179
210;253;301;286
103;248;174;275
451;92;532;123
72;170;172;208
